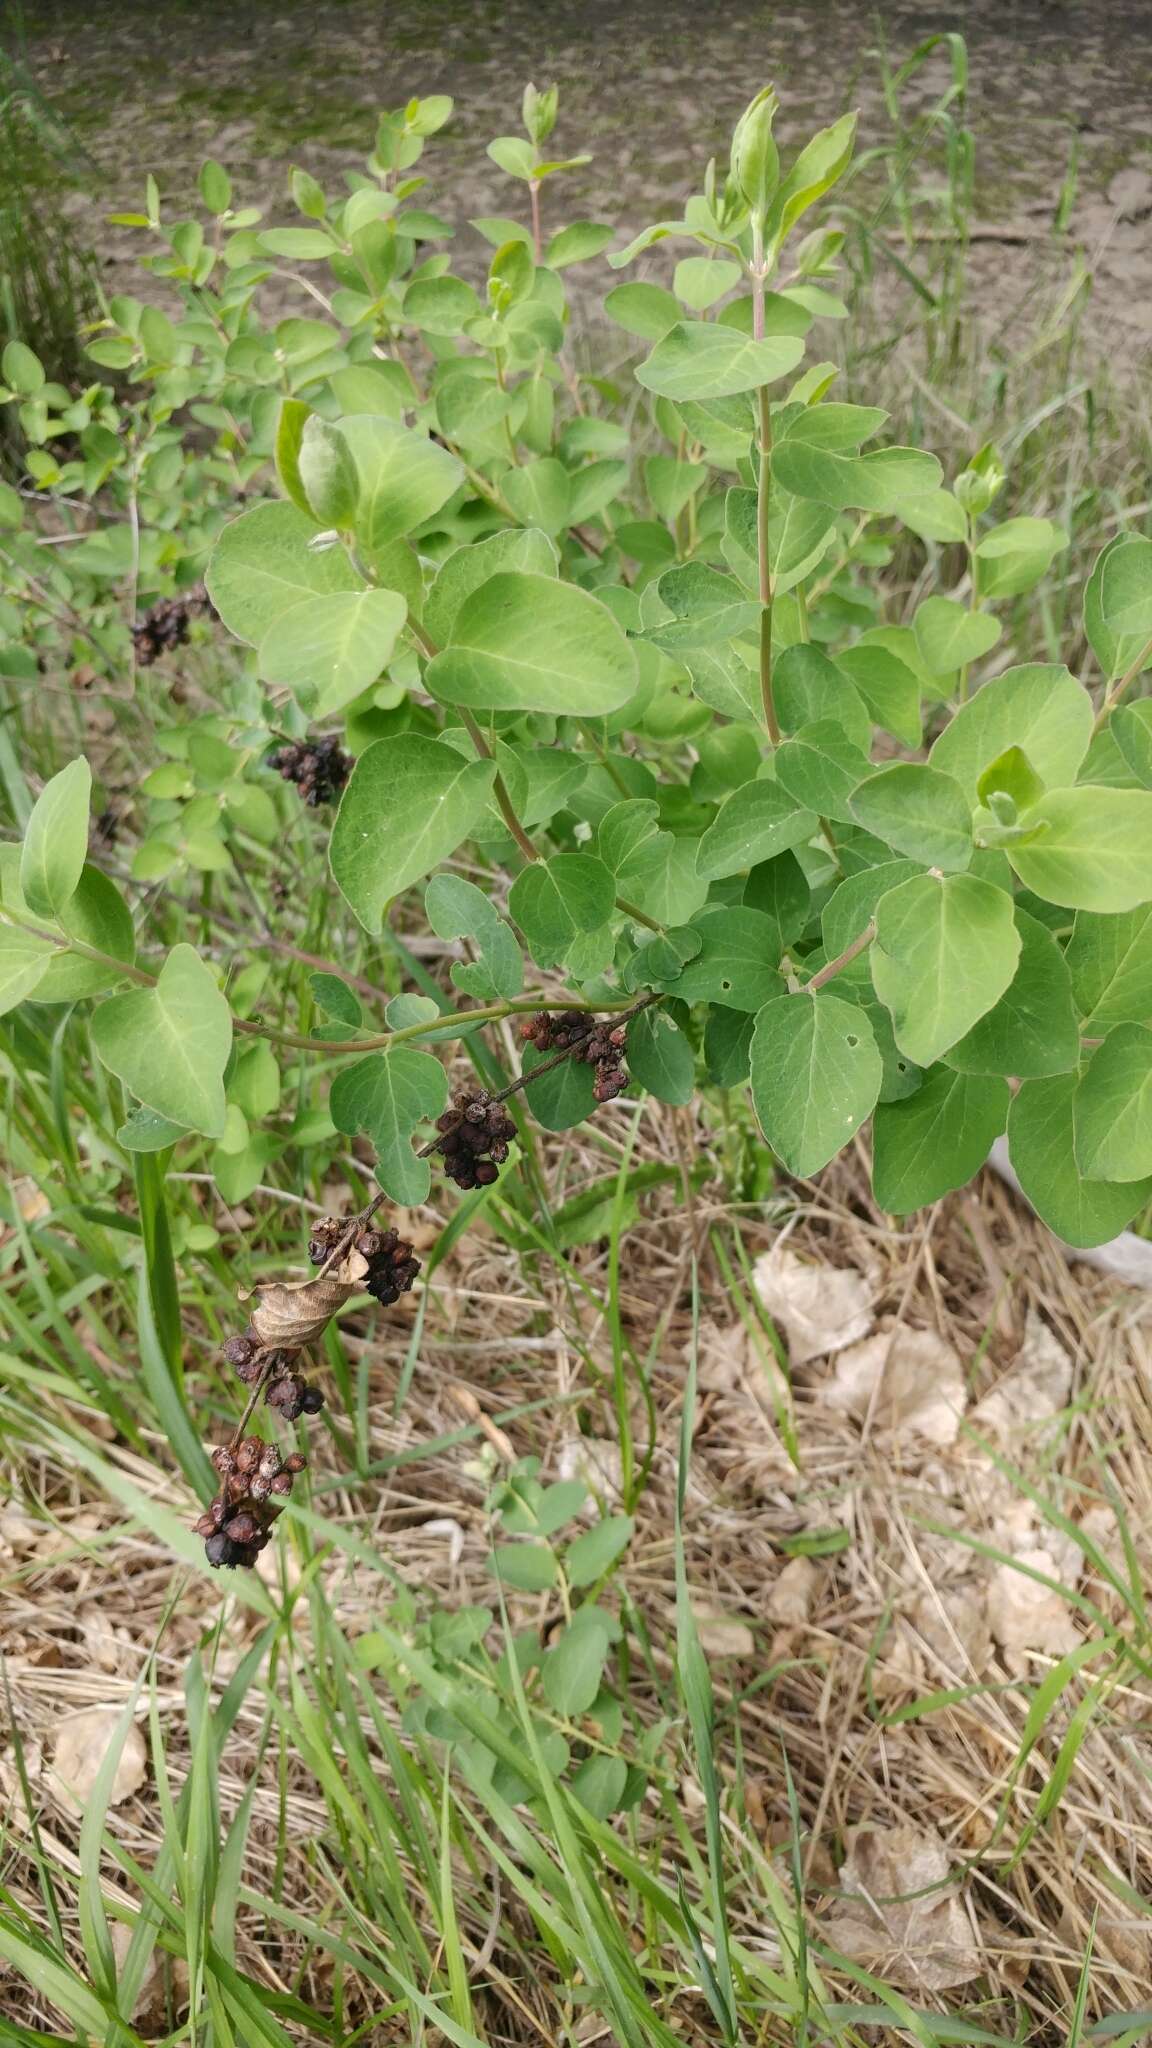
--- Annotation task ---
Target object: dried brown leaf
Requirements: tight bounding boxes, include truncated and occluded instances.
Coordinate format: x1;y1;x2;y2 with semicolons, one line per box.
752;1248;873;1366
823;1822;981;1991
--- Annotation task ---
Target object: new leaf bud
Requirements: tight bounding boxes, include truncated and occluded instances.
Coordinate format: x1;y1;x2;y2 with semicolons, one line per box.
298;416;359;530
731;87;780;222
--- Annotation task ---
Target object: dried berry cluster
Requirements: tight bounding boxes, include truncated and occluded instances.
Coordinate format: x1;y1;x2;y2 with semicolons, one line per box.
196;1214;422;1572
435;1089;517;1188
267;735;352;807
222;1333;326;1419
520;1011;629;1103
131;586;213;666
307;1217;421;1304
196;1436;306;1569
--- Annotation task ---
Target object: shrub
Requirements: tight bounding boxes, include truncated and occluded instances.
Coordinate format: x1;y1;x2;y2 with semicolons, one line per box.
2;79;1152;1587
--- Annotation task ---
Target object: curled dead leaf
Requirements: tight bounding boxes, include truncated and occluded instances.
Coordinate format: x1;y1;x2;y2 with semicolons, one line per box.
766;1556;819;1626
691;1605;755;1657
985;1547;1080;1675
49;1709;147;1813
823;1822;981;1991
753;1247;873;1366
240;1245;369;1350
824;1325;966;1446
972;1309;1073;1443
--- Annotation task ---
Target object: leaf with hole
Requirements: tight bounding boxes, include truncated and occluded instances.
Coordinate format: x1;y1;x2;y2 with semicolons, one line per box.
750;991;882;1176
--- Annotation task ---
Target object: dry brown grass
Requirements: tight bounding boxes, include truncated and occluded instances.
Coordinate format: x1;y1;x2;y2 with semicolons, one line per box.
3;1089;1152;2041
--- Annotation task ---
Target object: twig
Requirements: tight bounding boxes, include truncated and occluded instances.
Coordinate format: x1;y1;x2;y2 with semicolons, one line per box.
804;919;877;993
313;991;664;1278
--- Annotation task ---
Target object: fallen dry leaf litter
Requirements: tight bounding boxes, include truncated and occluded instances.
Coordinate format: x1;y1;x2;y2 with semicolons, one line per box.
3;1114;1152;2039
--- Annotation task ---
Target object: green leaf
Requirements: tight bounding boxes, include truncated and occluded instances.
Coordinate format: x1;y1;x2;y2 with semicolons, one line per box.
258;588;407;716
774;643;871;750
20;756;91;921
404;273;483;335
3;339;45;394
488;1543;559;1598
635;322;804;401
871;873;1021;1066
346;415;463;560
834;643;922;747
946;910;1078;1077
913;596;1002;676
774;720;871;824
90;944;232;1137
1008;787;1152;912
570;1753;628;1819
703;1006;755;1086
628;1007;695;1104
274;397;312;517
750;991;882;1175
1008;1073;1152;1247
567;1516;634;1586
604;281;682;340
0;927;51;1014
1085;535;1152;683
329;735;496;933
929;663;1093;801
897;489;968;544
974;515;1066;599
1074;1024;1152;1182
849;763;972;871
772;436;942;512
872;1066;1009;1212
674;256;744;310
821;860;923;966
521;1042;598;1130
1112;702;1152;788
696;778;817;881
770;112;856;237
425;527;556;646
258;226;336;258
501;458;572;536
118;1104;188;1152
1066;905;1152;1031
329;1046;448;1204
545;220;615;268
976;744;1046;813
509;854;614;970
1097;533;1152;641
298;415;360;527
542;1616;611;1715
207;501;361;645
487;135;537;181
673;908;785;1013
425;872;523;1000
426;572;637;715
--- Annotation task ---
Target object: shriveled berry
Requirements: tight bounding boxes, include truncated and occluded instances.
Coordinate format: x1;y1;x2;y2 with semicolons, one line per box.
204;1530;238;1569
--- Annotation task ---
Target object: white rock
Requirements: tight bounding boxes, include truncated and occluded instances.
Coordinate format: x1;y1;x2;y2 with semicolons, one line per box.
824;1326;966;1445
766;1556;819;1625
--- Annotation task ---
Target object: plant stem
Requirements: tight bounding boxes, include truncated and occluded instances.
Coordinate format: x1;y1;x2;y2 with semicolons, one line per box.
804;918;876;993
458;707;540;864
1093;629;1152;732
750;218;780;746
0;904;638;1056
529;177;543;262
313;991;664;1278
